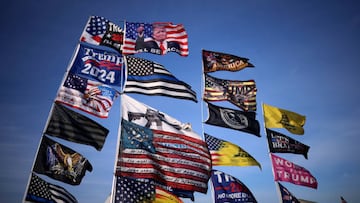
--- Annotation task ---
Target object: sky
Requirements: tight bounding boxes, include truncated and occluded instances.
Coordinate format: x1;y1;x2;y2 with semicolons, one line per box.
1;0;360;202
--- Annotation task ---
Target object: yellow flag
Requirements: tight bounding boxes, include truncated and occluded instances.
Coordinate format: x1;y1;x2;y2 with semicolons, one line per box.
153;187;184;203
263;103;306;135
205;134;261;169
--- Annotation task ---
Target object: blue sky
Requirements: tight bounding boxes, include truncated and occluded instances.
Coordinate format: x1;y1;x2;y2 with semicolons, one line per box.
1;0;360;202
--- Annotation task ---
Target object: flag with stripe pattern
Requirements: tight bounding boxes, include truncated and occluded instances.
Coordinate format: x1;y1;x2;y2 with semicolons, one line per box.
124;56;197;102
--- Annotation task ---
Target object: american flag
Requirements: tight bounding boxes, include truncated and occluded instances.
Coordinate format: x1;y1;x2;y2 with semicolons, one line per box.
116;120;211;193
80;16;109;44
26;173;78;203
204;73;257;111
124;56;197;102
114;176;155;203
55;73;118;118
122;22;188;56
205;133;261;168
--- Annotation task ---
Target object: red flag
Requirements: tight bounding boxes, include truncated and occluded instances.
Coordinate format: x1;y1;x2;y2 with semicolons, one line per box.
270;153;318;189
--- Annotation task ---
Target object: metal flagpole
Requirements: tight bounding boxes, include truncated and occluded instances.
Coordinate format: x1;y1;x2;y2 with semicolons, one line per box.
261;101;282;203
22;43;81;202
109;22;128;200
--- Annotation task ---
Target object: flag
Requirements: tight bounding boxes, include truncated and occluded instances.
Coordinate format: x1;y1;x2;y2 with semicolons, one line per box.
123;22;188;56
210;170;257;203
121;94;199;139
205;102;260;137
80;15;123;53
277;182;300;203
202;49;254;73
263;103;306;135
340;196;347;203
55;72;118;118
266;128;310;159
154;186;184;203
114;176;155;203
117;119;212;193
205;133;261;168
33;136;92;185
69;43;125;87
124;56;197;102
45;102;109;151
204;73;257;111
26;173;78;203
270;153;318;189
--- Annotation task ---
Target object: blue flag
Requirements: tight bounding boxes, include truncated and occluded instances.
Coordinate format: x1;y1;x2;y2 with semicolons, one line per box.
211;170;257;203
69;43;124;87
277;182;300;203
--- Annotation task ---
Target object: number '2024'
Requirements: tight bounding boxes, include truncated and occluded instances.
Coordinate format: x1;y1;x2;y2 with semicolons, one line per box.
81;63;117;84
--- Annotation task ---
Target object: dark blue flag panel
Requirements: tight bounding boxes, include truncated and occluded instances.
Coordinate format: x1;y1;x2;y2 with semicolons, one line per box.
211;170;257;203
70;43;125;87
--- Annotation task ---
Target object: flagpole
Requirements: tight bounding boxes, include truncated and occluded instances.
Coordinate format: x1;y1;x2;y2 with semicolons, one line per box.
262;102;283;203
200;49;206;140
22;43;81;203
108;25;127;201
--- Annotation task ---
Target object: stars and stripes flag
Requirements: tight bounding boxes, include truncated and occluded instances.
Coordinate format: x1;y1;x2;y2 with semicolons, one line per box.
55;73;118;118
116;119;212;193
205;133;261;169
204;73;257;111
80;15;123;53
25;173;78;203
122;22;188;56
114;176;155;203
124;56;197;102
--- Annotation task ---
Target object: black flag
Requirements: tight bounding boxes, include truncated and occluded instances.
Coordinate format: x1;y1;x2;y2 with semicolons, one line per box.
205;102;260;136
33;136;92;185
45;102;109;151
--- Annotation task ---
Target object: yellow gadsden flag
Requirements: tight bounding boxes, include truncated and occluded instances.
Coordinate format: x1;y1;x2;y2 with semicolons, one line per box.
205;133;261;169
263;103;306;135
154;187;183;203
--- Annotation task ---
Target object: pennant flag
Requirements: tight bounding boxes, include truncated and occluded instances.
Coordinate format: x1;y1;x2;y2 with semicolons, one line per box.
205;102;260;137
69;43;125;87
123;22;188;56
202;49;254;73
266;128;310;159
80;15;123;53
55;73;118;118
124;56;197;102
211;170;257;203
270;153;318;189
33;136;92;185
263;103;306;135
204;73;257;111
154;186;184;203
117;119;212;193
121;94;199;139
45;103;109;151
26;173;78;203
114;176;155;203
205;133;261;169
